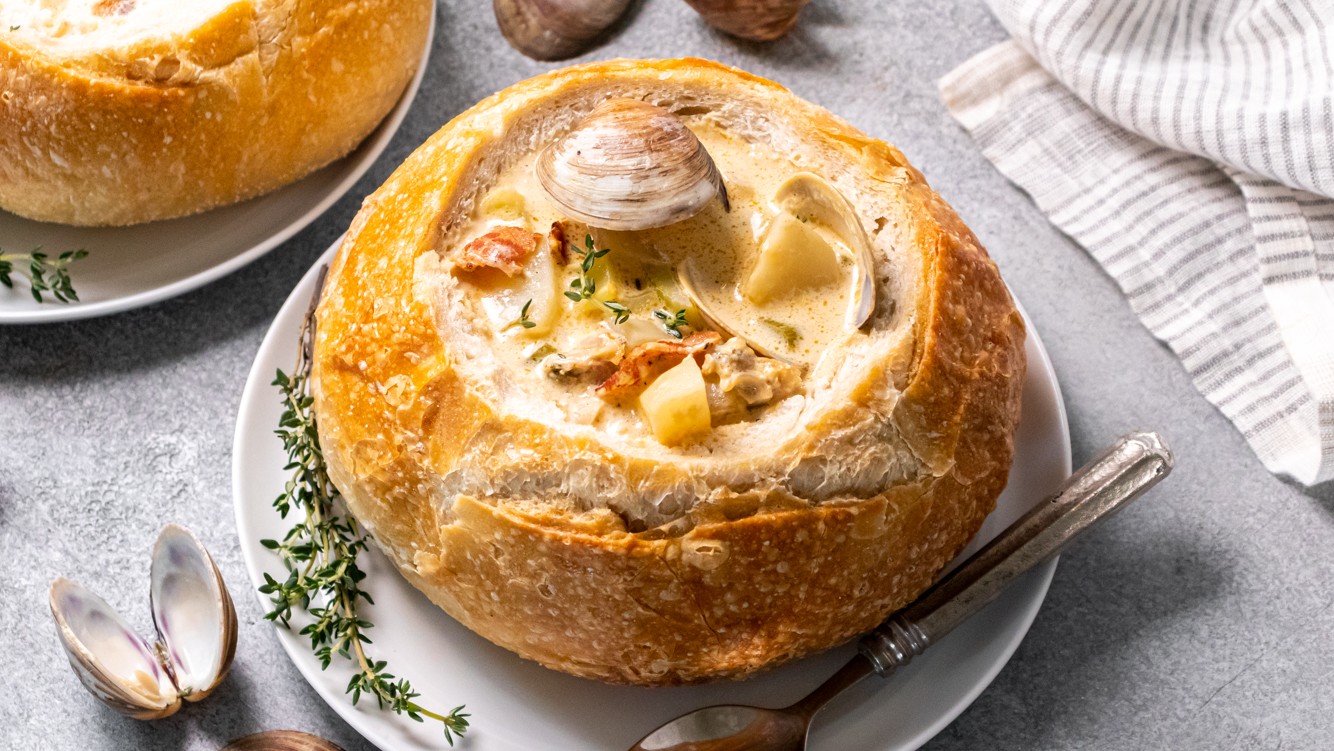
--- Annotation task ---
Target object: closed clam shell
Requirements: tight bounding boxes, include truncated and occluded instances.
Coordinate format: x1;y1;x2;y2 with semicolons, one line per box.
221;730;347;751
49;578;181;719
150;523;238;702
536;98;730;231
494;0;631;61
682;0;811;41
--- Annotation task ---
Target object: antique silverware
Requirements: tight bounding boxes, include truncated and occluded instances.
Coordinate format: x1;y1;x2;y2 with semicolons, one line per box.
630;432;1174;751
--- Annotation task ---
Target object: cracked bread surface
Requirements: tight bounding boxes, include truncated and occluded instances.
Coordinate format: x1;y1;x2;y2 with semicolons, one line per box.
0;0;430;225
313;58;1027;685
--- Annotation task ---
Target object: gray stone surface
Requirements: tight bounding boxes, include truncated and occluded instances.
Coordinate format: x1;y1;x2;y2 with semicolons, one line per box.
3;1;1332;749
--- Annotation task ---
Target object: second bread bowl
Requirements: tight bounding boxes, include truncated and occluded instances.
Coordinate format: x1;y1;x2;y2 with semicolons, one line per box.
0;0;431;226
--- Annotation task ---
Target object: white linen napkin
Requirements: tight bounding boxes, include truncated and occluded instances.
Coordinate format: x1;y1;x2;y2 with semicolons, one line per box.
940;0;1334;486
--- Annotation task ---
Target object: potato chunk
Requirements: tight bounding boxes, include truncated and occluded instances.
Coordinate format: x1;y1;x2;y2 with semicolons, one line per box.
743;213;844;304
638;356;712;445
463;238;561;337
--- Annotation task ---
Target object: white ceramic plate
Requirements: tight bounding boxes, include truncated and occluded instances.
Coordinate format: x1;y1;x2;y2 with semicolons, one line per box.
0;12;434;325
234;241;1072;751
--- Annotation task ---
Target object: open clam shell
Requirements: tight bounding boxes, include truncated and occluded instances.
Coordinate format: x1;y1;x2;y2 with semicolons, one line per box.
536;98;730;231
50;578;181;719
772;172;877;329
150;523;238;702
677;172;877;365
676;263;793;363
49;524;237;719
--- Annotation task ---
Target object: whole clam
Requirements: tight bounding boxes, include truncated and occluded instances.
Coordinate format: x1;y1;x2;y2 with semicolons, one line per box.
682;0;811;41
536;98;730;232
222;730;347;751
50;524;237;719
494;0;632;61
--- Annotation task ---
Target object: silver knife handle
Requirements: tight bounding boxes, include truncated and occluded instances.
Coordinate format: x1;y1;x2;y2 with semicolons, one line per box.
860;432;1174;676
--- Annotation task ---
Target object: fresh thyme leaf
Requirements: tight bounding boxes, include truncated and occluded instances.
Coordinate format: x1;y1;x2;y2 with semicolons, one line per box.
262;267;469;745
0;247;88;303
9;25;19;31
760;317;801;349
566;234;610;301
653;308;689;339
527;343;557;362
513;298;537;329
603;300;630;324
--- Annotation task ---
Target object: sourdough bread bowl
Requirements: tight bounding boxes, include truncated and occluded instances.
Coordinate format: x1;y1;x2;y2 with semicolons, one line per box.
0;0;431;226
313;58;1026;685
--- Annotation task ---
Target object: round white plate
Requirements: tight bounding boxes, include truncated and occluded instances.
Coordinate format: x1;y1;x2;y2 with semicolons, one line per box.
0;12;435;325
234;241;1072;751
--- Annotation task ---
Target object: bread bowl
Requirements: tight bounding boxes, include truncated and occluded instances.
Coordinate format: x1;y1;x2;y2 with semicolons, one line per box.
312;58;1026;685
0;0;431;226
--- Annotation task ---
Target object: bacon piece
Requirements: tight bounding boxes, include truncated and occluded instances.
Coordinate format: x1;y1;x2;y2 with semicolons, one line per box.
547;221;570;265
457;227;541;276
595;332;722;403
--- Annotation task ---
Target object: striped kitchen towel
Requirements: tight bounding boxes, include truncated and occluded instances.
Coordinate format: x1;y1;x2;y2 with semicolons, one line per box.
940;0;1334;486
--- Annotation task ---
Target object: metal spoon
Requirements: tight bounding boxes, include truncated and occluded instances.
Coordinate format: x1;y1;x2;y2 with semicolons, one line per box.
630;432;1174;751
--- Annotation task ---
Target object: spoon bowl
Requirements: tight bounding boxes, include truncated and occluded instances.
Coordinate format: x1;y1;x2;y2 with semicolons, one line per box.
631;705;809;751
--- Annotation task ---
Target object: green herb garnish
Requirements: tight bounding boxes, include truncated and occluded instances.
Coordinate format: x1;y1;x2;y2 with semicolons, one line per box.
513;298;537;329
0;247;87;303
653;308;689;339
528;343;558;362
603;300;630;324
261;272;470;745
564;234;610;302
760;317;801;349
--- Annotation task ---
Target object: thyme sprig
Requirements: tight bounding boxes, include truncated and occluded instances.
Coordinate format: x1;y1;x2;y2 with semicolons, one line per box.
654;308;689;339
260;268;470;745
603;300;630;324
512;298;537;329
0;247;88;303
564;234;610;302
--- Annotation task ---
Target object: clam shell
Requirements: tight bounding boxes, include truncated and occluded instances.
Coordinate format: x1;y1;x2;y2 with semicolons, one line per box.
494;0;631;61
49;578;181;719
536;98;730;232
221;730;347;751
677;172;876;363
772;172;876;329
682;0;811;41
676;263;793;363
150;523;238;702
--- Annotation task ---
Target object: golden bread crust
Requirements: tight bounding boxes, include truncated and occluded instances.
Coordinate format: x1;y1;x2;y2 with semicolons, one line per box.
0;0;430;226
313;58;1026;685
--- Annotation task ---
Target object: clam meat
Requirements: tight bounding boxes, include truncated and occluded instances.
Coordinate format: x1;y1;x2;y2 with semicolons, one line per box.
536;98;730;232
50;524;237;719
